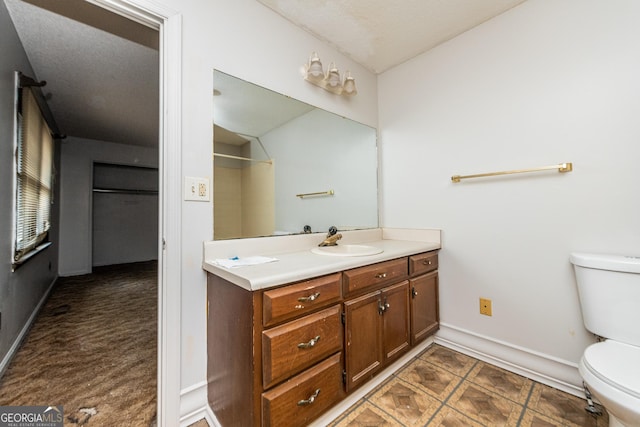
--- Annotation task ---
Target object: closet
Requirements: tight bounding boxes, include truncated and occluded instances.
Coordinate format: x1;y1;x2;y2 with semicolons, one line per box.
92;162;158;267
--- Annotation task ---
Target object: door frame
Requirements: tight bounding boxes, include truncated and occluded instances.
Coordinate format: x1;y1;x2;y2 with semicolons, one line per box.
87;1;182;425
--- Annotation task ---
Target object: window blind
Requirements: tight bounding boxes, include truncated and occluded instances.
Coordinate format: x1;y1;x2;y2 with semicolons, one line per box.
14;87;53;264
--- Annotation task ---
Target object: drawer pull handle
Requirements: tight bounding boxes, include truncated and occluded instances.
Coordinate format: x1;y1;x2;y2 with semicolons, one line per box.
298;335;321;349
297;388;321;406
297;292;320;303
423;259;432;265
374;272;387;279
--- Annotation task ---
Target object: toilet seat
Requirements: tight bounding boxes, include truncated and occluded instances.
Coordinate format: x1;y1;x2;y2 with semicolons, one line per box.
581;340;640;400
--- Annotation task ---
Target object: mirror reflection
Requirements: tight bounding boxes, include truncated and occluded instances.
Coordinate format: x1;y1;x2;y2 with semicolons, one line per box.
213;70;378;240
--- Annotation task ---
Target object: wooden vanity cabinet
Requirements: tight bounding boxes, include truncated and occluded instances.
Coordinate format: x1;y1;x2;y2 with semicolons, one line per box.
207;249;439;426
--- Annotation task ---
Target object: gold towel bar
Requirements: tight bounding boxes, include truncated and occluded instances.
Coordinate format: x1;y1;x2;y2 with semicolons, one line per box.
296;190;334;198
451;162;573;183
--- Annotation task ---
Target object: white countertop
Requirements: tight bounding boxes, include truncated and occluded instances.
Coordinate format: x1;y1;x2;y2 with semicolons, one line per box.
202;228;441;290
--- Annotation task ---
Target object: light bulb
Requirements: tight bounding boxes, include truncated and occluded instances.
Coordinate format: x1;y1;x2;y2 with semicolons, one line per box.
342;71;357;95
325;62;341;88
306;52;324;82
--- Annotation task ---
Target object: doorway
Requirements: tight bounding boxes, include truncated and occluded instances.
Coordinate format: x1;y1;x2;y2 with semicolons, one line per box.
3;0;182;424
59;0;183;424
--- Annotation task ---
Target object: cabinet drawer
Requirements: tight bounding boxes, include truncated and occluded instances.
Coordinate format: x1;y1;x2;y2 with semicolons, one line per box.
262;305;343;389
343;258;408;295
409;251;438;276
262;352;344;427
263;272;342;327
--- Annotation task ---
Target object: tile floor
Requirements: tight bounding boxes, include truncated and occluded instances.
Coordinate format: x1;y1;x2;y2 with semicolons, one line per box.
328;344;608;427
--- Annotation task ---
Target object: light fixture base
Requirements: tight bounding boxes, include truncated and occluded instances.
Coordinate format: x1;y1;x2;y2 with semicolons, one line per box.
303;53;356;97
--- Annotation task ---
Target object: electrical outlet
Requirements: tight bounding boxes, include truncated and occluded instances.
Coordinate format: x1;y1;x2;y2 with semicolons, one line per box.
480;298;492;316
184;176;210;201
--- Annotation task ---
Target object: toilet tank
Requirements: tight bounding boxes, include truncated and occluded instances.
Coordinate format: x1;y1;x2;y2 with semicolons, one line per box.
570;252;640;346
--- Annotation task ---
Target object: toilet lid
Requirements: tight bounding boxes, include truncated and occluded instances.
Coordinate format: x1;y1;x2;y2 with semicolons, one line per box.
582;341;640;399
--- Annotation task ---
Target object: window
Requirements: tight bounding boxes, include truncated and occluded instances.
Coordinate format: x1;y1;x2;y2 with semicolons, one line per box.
13;76;54;267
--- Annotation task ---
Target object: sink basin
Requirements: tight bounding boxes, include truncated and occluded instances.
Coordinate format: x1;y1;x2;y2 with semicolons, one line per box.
311;244;383;257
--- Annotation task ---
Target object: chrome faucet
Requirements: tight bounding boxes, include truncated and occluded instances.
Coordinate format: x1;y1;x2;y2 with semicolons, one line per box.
319;226;342;247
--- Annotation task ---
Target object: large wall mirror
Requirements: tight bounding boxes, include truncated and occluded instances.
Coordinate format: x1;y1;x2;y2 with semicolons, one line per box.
213;70;378;240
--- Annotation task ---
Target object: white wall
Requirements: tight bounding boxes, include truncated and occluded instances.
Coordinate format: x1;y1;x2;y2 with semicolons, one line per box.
148;0;379;419
58;137;158;275
379;0;640;388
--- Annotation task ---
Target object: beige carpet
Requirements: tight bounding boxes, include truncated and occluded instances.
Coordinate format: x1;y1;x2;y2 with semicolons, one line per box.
0;261;157;426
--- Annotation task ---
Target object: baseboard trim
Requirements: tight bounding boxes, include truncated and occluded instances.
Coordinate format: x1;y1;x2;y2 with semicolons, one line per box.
179;381;217;427
436;322;584;397
0;276;57;378
58;268;92;277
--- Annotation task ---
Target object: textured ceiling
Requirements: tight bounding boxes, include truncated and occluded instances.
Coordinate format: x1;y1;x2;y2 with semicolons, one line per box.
5;0;159;147
257;0;527;73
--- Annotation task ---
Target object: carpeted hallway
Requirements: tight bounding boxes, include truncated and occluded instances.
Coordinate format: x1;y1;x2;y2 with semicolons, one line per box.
0;261;157;426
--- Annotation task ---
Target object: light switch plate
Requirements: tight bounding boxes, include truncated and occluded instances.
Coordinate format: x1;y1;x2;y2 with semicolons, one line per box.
184;176;210;201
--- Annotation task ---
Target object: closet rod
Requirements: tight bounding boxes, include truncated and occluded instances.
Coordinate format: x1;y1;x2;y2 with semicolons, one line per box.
213;153;272;164
93;188;158;195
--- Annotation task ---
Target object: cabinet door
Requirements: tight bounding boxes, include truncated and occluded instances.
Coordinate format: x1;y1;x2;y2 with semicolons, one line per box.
344;290;383;391
381;281;410;362
410;271;439;345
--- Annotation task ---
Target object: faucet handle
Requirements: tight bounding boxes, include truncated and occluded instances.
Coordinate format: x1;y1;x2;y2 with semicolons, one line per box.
328;226;338;236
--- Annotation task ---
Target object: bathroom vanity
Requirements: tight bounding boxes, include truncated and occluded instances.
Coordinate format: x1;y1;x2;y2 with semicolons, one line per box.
203;229;440;427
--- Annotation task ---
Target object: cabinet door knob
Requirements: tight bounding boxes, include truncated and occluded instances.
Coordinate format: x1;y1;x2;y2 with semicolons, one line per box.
297;335;321;349
374;272;387;279
297;388;321;406
378;300;390;315
297;292;320;303
412;288;418;298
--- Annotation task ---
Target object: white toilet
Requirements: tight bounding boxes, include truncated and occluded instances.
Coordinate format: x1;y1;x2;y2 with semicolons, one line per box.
570;252;640;427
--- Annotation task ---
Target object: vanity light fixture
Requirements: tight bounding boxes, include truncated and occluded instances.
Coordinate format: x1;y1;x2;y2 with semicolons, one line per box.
304;52;357;96
305;52;324;83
